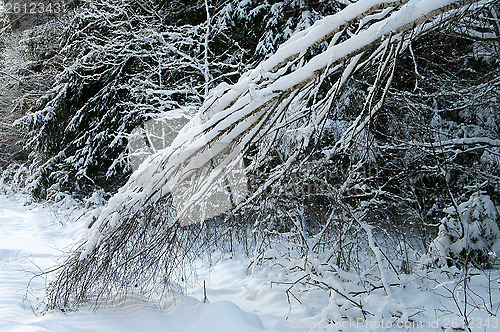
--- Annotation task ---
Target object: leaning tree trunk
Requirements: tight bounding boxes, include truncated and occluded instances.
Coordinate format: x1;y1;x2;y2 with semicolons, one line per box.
46;0;496;310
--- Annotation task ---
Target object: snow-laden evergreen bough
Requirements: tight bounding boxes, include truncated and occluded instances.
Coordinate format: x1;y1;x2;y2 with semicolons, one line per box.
46;0;498;310
16;0;342;200
430;192;500;268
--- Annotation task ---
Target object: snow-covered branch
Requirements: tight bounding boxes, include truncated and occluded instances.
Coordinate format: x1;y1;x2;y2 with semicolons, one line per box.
88;0;493;249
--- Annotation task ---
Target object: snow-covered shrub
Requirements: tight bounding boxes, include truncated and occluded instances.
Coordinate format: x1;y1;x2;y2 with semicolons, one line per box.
430;192;500;268
0;163;29;194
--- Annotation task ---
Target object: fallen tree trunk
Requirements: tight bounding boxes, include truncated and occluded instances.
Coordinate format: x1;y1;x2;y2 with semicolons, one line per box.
46;0;496;309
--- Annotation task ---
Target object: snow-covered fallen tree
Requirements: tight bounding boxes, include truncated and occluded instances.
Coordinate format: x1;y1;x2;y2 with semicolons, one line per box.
88;0;495;243
46;0;498;310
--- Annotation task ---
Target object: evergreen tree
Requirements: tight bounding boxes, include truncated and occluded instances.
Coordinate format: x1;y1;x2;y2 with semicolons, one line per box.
17;0;344;200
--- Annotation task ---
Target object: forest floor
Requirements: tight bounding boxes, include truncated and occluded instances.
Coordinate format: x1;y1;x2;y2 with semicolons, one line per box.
1;193;499;332
0;193;301;331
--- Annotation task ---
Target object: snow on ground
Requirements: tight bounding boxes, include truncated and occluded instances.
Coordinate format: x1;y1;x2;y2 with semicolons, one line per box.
1;193;500;331
0;194;285;332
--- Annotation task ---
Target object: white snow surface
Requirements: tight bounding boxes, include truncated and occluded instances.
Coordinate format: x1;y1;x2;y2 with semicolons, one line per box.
0;194;287;332
1;194;500;331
